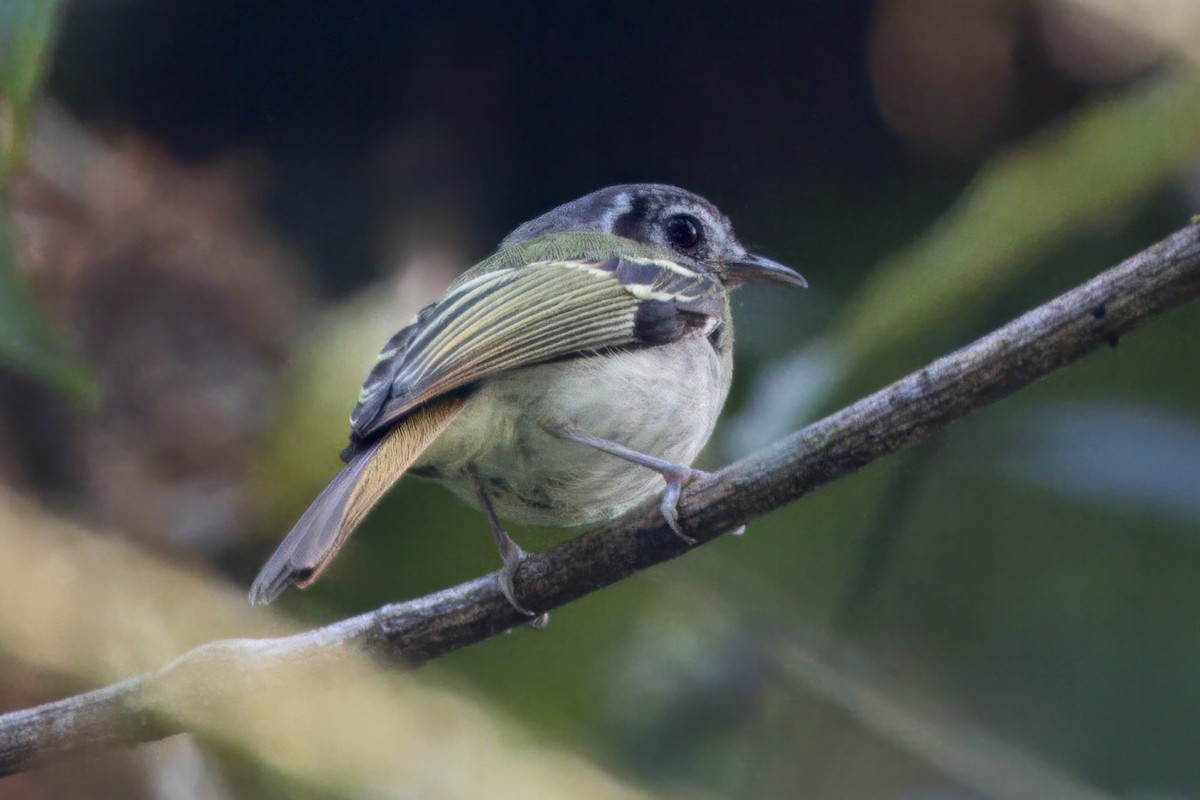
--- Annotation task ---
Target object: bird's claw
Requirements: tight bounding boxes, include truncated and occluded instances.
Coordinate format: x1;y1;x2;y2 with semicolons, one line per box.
497;545;538;617
497;561;549;627
660;467;710;545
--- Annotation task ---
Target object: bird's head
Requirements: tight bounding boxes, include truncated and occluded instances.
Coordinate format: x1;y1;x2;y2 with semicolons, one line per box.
500;183;806;288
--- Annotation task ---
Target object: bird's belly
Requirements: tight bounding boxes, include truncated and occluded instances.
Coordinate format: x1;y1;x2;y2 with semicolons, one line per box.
415;337;728;526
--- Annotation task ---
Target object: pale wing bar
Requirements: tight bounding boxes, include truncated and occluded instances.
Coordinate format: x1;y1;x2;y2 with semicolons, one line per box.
347;255;724;445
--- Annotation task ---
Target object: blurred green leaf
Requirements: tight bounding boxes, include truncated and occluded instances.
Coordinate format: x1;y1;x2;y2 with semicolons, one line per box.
0;215;95;399
1;0;61;178
838;67;1200;363
0;0;95;401
728;67;1200;453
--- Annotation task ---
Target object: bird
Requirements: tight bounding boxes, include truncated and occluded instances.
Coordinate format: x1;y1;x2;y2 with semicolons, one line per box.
249;183;805;613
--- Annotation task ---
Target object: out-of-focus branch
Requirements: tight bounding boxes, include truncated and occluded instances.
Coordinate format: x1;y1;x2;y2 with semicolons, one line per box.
770;636;1118;800
1;222;1198;780
0;490;655;799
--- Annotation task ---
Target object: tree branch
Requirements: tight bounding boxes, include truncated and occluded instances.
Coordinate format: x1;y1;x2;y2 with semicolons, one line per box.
2;222;1199;777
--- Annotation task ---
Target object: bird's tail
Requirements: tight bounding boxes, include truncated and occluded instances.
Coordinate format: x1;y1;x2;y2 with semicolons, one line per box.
249;396;466;605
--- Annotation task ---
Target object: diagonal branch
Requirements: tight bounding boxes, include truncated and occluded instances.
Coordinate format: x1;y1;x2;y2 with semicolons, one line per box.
2;222;1199;778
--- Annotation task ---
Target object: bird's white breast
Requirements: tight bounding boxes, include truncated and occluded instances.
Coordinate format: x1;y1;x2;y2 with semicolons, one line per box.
415;334;728;526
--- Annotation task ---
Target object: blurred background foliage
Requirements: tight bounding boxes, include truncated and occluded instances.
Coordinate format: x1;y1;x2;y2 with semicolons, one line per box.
1;1;1199;799
0;0;93;401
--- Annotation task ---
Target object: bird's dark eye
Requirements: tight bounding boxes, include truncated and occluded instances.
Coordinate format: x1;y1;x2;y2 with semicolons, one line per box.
665;214;702;250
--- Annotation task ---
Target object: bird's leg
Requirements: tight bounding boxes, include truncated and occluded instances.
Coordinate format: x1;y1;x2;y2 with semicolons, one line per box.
551;427;713;545
469;465;537;616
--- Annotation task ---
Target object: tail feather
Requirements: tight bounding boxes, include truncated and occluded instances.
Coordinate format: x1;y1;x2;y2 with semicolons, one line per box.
249;396;466;605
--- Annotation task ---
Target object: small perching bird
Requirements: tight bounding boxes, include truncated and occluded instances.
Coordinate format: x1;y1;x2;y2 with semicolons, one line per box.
250;184;805;612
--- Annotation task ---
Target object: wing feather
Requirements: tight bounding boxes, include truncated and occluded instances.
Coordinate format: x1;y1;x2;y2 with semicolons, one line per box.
347;253;724;445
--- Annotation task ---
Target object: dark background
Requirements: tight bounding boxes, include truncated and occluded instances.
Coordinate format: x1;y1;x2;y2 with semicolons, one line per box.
2;1;1199;798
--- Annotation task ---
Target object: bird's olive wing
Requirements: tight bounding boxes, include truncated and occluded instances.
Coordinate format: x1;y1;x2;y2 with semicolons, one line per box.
346;254;725;447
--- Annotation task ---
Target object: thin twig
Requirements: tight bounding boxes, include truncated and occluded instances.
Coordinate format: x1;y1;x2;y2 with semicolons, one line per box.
1;222;1198;777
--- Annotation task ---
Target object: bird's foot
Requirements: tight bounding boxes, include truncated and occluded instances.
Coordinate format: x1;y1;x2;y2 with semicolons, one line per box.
551;426;716;545
471;462;540;618
659;470;745;540
497;551;549;627
496;547;538;618
659;466;711;545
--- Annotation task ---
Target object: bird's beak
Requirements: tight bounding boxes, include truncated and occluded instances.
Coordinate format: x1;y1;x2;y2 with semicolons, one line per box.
727;253;808;288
